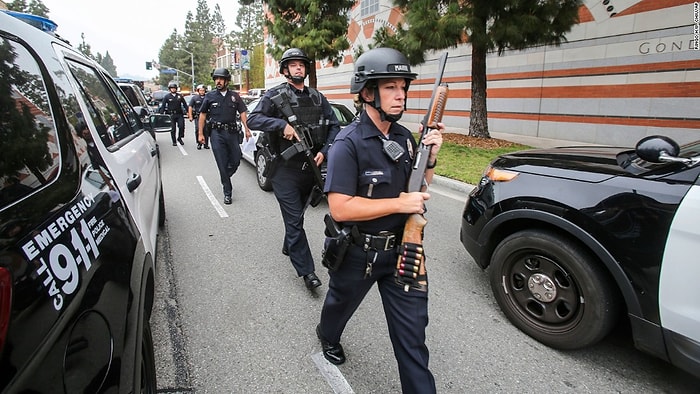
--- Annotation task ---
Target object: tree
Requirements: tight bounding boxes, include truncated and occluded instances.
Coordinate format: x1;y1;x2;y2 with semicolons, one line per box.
230;0;265;90
100;51;118;77
231;0;264;50
258;0;355;88
7;0;49;17
376;0;582;138
0;39;53;184
76;33;94;60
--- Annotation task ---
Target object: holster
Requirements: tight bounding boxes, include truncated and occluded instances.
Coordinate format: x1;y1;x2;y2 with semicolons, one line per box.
308;185;324;208
259;144;279;178
321;214;352;271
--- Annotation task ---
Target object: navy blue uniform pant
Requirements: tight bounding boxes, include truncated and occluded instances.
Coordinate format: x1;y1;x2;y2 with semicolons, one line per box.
170;114;185;143
319;244;436;394
210;128;241;197
271;164;315;277
194;116;209;146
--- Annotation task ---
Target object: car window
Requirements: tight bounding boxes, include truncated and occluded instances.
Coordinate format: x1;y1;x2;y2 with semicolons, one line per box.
119;85;144;108
331;103;355;126
66;61;141;147
0;35;61;210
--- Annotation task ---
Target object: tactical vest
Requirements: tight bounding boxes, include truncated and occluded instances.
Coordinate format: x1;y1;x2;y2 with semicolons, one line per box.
272;83;328;151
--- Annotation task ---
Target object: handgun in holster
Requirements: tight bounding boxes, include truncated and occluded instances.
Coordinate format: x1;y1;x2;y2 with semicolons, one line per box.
259;143;279;178
321;214;352;271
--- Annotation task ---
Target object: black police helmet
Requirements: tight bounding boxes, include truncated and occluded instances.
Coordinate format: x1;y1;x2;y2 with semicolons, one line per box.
211;67;231;80
168;81;178;89
351;47;417;94
278;48;311;74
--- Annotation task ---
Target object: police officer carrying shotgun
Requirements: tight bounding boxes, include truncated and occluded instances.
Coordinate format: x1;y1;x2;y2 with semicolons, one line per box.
247;48;340;291
198;68;250;204
316;47;444;394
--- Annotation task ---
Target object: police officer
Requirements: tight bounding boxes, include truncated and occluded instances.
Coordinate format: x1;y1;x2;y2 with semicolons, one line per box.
158;81;188;146
197;68;250;205
316;48;443;394
247;48;341;291
188;84;208;149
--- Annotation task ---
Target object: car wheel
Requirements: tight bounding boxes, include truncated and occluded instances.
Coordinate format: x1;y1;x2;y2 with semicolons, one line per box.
255;152;273;191
158;188;166;228
489;229;620;350
139;321;157;394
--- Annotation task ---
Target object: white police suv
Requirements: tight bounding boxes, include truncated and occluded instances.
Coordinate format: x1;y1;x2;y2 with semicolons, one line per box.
0;10;169;392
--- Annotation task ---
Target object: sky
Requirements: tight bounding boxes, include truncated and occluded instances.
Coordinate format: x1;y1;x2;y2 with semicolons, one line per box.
40;0;241;80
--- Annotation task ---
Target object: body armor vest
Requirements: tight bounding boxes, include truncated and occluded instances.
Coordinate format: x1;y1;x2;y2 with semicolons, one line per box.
274;83;328;152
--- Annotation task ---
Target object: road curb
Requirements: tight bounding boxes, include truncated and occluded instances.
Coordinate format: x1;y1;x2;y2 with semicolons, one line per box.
431;174;474;194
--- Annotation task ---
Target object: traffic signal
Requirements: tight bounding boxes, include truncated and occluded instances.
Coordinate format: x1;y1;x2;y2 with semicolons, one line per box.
146;61;152;70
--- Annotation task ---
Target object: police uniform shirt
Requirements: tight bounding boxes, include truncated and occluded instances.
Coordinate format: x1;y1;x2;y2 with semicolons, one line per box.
160;92;186;114
324;111;417;234
247;84;340;158
189;94;205;115
199;90;247;124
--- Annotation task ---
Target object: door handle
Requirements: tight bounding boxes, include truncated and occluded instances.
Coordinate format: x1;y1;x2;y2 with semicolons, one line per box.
150;147;158;157
126;173;142;192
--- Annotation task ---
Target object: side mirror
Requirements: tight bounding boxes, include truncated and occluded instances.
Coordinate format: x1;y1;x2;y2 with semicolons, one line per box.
148;114;173;133
133;106;149;117
635;135;680;163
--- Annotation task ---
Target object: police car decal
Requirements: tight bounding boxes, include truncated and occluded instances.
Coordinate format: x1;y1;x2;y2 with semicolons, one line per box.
19;193;112;311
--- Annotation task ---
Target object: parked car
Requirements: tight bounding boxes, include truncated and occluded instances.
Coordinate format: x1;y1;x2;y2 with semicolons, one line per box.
460;134;700;378
242;88;266;102
0;10;166;392
150;89;168;105
118;82;169;137
242;98;356;191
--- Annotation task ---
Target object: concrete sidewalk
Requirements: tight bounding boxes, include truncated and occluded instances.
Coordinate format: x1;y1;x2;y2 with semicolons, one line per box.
489;131;598;149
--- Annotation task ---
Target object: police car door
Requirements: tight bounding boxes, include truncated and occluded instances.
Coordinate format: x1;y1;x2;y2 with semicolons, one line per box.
63;56;161;255
659;180;700;353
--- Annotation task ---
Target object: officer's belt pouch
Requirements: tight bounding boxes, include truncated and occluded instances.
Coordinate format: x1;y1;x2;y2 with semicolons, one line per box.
309;124;328;150
238;130;244;144
321;214;352;271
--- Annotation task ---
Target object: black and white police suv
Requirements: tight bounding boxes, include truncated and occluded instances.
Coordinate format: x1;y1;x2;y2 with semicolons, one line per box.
460;134;700;378
0;10;169;392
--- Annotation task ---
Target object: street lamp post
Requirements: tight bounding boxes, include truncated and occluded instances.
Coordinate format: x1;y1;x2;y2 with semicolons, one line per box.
174;46;195;92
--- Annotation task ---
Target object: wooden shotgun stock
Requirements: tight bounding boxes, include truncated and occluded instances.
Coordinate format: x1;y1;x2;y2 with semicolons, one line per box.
395;53;449;292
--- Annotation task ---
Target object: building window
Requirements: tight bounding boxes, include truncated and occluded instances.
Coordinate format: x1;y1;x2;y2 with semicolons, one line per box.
360;0;379;17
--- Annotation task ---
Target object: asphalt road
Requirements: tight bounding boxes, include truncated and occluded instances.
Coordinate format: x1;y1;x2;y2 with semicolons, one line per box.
151;123;699;393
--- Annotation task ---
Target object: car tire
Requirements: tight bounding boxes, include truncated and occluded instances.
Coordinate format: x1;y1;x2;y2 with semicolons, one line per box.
489;229;620;350
140;321;157;393
255;152;273;191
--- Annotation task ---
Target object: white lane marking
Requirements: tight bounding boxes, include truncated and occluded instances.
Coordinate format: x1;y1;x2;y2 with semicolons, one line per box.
196;176;228;218
178;144;188;155
311;352;354;394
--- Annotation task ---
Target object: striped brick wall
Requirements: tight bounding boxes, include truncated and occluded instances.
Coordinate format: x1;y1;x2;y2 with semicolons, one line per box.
263;0;700;145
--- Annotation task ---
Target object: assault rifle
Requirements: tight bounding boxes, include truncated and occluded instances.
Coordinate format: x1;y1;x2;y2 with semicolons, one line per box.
395;52;449;292
270;91;325;208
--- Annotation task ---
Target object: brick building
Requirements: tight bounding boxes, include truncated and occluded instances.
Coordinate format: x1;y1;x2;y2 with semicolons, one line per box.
261;0;700;145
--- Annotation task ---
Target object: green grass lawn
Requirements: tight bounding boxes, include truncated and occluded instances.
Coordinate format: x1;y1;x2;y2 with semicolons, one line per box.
416;134;531;185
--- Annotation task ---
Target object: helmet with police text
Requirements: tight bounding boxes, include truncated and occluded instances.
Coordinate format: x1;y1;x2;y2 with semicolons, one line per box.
350;47;417;94
278;48;311;74
211;67;231;81
168;81;178;89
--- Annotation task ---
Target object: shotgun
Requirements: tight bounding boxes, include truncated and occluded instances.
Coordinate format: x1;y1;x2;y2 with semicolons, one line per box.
395;52;449;292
